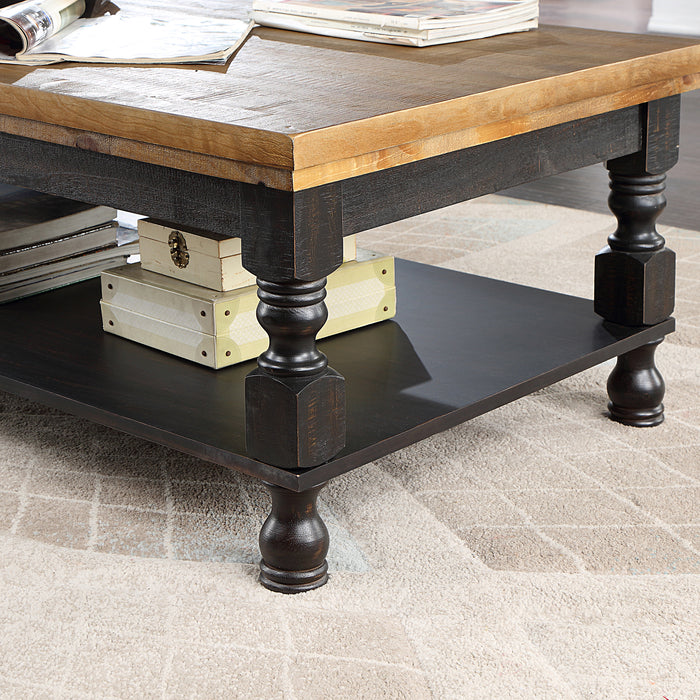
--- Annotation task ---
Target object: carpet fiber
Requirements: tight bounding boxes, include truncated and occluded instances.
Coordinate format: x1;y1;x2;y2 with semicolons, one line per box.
1;195;698;698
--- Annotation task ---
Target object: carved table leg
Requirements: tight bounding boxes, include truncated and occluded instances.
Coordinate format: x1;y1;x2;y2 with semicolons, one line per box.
259;482;329;594
596;165;673;426
594;98;679;427
607;339;665;427
241;183;346;470
245;277;345;468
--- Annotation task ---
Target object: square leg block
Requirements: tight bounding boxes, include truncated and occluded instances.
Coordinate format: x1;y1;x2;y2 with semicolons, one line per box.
246;368;346;469
594;246;675;326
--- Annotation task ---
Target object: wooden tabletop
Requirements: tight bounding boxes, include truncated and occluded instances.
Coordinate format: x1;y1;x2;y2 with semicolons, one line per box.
0;0;699;191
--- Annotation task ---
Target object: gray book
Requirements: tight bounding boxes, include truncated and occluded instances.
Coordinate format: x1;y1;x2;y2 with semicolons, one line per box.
0;221;120;273
0;232;139;287
0;184;117;252
0;256;134;304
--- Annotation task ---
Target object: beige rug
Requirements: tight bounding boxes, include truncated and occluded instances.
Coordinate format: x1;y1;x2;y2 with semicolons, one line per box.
1;195;698;698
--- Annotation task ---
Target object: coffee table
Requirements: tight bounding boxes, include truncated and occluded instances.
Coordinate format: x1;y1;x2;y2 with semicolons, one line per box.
0;14;698;592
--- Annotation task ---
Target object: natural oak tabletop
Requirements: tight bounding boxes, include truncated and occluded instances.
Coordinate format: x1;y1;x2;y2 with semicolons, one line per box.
0;0;699;190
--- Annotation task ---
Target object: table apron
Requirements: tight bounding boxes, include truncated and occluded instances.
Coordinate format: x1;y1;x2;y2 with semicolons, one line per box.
0;103;644;241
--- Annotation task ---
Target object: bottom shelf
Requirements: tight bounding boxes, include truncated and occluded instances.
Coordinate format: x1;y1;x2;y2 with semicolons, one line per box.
0;260;674;490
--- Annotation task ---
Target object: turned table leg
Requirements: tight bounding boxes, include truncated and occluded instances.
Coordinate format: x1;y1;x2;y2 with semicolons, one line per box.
239;184;345;589
241;183;346;469
259;483;329;593
607;339;665;427
594;97;679;427
247;277;341;590
245;276;345;467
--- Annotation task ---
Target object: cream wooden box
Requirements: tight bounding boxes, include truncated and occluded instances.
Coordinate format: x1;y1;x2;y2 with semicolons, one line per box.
138;218;357;291
101;251;395;368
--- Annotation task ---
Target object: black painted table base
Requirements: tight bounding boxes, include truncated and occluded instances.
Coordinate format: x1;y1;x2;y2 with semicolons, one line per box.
0;260;674;590
0;95;683;593
0;261;674;488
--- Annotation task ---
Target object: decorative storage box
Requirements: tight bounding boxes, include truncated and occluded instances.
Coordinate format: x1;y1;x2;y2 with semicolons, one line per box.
138;218;357;291
101;251;395;368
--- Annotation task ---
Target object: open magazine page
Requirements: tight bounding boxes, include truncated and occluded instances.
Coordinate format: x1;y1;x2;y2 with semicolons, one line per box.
0;0;253;64
18;13;253;64
0;0;84;54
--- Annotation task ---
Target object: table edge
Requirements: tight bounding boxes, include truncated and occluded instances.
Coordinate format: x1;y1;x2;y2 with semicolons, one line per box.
0;33;698;191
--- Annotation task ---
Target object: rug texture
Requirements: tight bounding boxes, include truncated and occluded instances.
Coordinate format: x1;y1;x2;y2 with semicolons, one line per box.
0;195;698;699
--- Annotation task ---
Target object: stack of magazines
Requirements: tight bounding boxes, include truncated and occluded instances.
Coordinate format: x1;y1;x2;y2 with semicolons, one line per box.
252;0;539;47
0;185;138;303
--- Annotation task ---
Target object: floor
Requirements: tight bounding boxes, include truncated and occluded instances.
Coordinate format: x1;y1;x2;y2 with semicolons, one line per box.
505;0;700;232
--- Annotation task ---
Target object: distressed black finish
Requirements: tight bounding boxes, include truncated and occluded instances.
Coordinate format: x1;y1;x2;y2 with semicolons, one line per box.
340;105;642;235
0;133;345;282
0;95;683;591
644;96;681;175
255;278;330;377
506;91;700;232
594;165;676;326
0;131;246;234
593;98;678;426
240;182;344;282
0;105;642;247
259;483;329;593
607;339;666;427
596;99;679;327
245;274;346;469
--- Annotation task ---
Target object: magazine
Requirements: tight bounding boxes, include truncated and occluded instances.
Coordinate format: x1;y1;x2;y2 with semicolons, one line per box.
252;0;539;46
0;0;253;64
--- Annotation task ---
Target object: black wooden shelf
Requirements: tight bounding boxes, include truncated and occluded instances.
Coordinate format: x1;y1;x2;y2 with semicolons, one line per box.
0;260;673;490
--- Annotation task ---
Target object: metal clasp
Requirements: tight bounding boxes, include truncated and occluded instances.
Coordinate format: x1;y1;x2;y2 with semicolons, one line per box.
168;230;189;268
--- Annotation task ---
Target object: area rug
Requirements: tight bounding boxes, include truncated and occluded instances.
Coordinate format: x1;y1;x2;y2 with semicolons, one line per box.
0;195;698;698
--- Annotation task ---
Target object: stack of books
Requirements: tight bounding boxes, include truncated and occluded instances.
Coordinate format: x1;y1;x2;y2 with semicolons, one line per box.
101;219;397;369
252;0;539;47
0;185;138;303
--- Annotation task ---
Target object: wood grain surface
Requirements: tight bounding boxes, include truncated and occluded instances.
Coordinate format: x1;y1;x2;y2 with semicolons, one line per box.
0;0;698;189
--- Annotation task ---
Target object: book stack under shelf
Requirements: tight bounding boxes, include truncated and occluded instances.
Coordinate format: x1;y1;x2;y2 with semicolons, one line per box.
101;219;397;368
0;184;138;303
